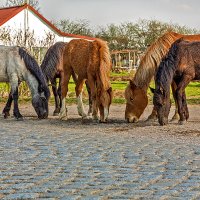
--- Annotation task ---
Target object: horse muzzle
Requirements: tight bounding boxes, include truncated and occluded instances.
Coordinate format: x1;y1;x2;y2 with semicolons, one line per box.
38;110;48;119
158;117;168;126
126;115;138;123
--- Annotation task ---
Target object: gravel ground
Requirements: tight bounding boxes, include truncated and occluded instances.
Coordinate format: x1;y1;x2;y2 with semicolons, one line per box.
0;103;200;199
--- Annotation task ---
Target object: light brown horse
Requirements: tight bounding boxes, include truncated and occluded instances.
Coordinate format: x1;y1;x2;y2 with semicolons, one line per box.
125;31;200;123
40;41;92;116
59;39;112;122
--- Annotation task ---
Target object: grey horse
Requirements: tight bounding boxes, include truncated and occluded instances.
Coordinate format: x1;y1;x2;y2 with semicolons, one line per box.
1;46;50;119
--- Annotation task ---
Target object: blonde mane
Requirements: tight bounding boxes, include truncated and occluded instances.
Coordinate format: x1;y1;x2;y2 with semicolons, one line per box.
133;32;183;89
95;39;112;90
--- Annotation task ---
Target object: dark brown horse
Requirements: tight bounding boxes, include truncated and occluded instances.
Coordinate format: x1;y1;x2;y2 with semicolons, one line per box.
40;42;92;116
153;39;200;125
59;39;112;122
125;32;200;123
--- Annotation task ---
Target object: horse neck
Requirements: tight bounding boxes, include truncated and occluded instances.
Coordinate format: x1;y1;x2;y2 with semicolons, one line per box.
133;32;182;91
24;71;40;98
133;62;155;91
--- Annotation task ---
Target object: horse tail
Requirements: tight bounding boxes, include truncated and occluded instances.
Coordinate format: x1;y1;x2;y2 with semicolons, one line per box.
18;47;50;99
95;39;112;90
40;42;66;81
156;38;182;92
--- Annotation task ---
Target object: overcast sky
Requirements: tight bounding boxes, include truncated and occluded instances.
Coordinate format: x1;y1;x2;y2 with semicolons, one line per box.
1;0;200;30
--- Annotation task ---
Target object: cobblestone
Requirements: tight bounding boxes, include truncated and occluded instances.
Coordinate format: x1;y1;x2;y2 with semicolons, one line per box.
0;104;200;199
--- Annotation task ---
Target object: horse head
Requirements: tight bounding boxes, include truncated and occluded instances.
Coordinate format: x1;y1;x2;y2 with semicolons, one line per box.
32;85;50;119
97;86;113;122
153;86;171;125
125;80;148;123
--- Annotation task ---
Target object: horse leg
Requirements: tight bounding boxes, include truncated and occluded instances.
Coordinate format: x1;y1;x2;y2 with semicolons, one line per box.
85;80;92;116
147;106;157;121
51;78;60;116
171;80;179;121
87;75;98;121
2;92;13;118
182;90;189;121
175;76;192;125
72;70;85;117
59;71;71;120
75;78;87;118
12;87;23;120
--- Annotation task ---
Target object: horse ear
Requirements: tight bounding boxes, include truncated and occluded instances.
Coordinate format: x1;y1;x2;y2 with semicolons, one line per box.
129;80;136;89
149;87;155;94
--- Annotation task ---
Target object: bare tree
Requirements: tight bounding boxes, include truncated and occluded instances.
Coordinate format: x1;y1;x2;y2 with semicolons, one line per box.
55;19;94;37
0;27;55;97
5;0;40;11
96;19;199;51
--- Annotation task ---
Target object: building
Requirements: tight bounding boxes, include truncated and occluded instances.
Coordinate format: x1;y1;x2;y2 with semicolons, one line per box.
111;49;143;70
0;3;95;46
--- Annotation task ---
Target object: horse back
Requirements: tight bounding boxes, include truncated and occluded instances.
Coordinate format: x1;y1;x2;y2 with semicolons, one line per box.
63;39;99;77
0;46;26;82
175;41;200;79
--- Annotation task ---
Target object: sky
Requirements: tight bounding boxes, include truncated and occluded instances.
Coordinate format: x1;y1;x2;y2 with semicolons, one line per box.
1;0;200;30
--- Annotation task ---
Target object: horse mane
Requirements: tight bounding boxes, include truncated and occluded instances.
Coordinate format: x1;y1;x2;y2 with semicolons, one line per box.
40;42;66;81
133;31;183;89
156;38;183;94
95;39;111;90
18;47;50;99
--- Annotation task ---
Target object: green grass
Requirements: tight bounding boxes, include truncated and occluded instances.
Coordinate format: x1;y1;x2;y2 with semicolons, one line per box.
148;81;200;105
111;81;128;90
1;79;200;105
111;71;129;77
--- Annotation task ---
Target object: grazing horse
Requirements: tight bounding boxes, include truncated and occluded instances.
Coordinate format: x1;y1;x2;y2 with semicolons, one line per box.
125;31;200;123
1;46;50;119
59;39;112;122
154;39;200;125
40;42;92;116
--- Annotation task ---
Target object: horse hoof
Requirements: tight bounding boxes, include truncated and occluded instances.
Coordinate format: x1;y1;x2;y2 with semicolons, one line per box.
59;115;68;120
87;112;92;116
16;117;24;121
178;120;186;125
53;112;59;116
170;118;178;122
99;120;107;123
82;115;88;119
3;112;10;119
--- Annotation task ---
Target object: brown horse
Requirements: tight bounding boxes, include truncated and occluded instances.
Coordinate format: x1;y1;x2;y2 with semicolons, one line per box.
40;41;92;116
153;39;200;125
125;31;200;123
59;39;112;122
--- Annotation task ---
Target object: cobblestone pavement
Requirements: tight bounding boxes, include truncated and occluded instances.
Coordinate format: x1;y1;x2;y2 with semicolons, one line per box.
0;103;200;199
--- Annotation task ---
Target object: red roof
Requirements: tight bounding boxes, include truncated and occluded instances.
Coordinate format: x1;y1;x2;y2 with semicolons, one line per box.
0;4;96;40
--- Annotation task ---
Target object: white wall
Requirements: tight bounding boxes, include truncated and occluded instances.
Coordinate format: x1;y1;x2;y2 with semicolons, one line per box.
0;8;76;46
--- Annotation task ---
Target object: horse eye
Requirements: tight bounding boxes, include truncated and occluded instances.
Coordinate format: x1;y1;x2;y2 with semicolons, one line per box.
130;97;134;101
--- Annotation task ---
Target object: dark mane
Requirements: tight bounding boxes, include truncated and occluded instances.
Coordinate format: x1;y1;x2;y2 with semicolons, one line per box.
155;38;184;94
18;47;50;99
40;42;66;81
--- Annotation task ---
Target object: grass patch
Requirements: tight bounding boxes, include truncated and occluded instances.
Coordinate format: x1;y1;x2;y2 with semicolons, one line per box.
1;77;200;105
